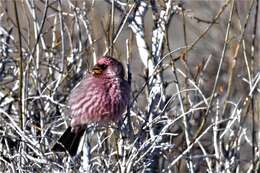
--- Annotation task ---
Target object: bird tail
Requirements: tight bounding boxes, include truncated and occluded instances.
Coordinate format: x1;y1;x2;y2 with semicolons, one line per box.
52;126;85;156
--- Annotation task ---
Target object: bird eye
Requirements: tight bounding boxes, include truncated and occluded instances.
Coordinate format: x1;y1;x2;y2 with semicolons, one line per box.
99;64;107;69
92;64;107;75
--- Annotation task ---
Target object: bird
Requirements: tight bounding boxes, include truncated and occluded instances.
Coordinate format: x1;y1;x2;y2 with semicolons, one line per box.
52;56;130;156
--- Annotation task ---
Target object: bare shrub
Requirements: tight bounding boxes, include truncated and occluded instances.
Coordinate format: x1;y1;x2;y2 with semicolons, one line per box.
0;0;259;172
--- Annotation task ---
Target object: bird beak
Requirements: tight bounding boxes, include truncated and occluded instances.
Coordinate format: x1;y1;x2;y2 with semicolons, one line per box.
91;64;106;75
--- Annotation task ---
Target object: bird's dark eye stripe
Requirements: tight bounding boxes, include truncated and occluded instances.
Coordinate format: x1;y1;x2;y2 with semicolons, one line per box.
99;64;107;69
92;64;107;71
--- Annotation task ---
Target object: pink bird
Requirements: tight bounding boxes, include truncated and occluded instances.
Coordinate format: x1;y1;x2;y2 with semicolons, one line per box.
52;56;130;156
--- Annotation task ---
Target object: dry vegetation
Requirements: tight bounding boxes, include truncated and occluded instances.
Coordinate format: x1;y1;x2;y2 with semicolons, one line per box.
0;0;259;172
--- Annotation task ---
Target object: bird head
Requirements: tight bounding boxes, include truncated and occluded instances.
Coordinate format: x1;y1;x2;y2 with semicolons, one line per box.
91;56;125;78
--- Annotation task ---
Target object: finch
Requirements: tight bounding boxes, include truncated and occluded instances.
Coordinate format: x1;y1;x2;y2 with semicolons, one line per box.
52;56;130;156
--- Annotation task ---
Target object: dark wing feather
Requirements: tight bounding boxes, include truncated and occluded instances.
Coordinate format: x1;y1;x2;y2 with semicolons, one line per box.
52;126;85;156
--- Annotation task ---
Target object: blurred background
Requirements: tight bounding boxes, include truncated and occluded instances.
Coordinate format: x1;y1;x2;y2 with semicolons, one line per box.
0;0;259;172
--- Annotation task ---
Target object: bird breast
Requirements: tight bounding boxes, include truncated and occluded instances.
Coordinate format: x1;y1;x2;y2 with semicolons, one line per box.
69;76;129;127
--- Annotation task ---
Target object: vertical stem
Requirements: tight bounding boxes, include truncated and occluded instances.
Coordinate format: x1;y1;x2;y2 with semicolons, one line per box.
214;98;221;172
126;37;133;138
58;0;65;73
181;7;194;173
13;0;24;130
13;1;26;171
110;0;115;56
251;0;259;170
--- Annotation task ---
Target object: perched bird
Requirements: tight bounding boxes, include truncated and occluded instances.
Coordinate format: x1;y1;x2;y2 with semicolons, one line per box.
52;56;130;156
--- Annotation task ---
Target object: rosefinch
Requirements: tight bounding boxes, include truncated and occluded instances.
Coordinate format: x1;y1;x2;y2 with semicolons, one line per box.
52;56;130;156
